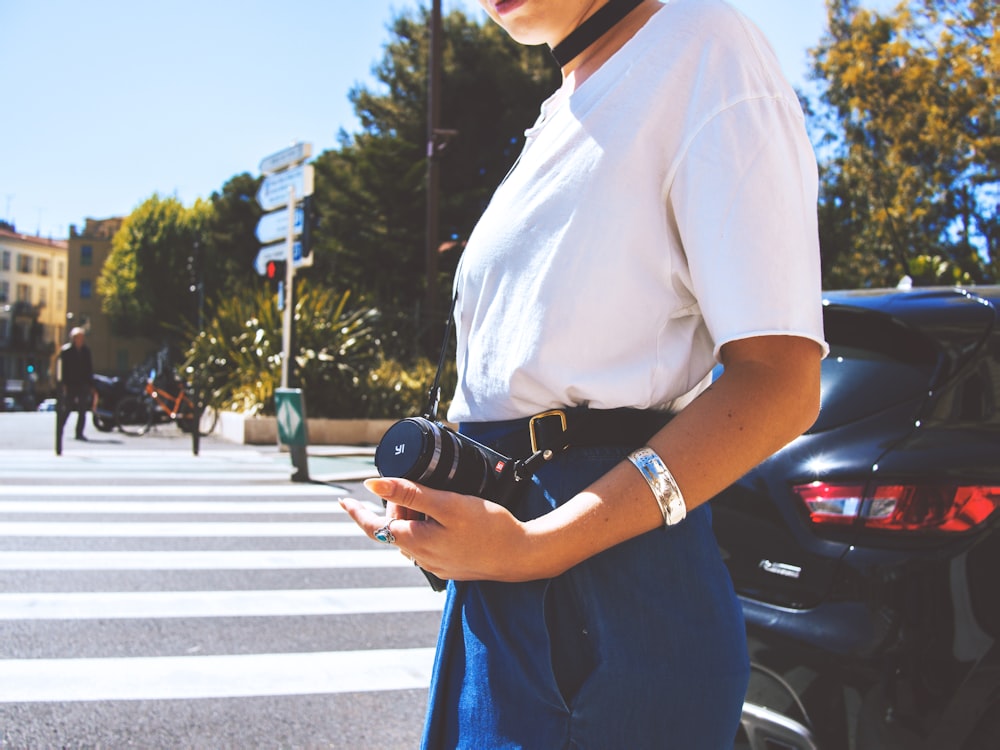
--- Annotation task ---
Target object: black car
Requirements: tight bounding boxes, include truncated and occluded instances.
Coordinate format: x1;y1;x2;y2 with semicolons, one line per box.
716;286;1000;750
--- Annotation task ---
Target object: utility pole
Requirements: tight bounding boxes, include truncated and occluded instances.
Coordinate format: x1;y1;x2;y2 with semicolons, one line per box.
424;0;454;352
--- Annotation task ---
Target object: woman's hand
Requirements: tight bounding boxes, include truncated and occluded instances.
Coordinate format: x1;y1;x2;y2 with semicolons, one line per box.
340;477;536;583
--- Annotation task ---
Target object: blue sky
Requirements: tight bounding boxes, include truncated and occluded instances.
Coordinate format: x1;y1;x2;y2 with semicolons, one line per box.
1;0;896;241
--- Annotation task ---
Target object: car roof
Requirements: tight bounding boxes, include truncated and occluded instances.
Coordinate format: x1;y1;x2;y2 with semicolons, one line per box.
823;285;1000;312
823;285;998;331
822;285;999;378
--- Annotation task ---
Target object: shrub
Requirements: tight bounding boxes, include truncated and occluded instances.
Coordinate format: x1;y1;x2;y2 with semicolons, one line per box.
182;281;455;419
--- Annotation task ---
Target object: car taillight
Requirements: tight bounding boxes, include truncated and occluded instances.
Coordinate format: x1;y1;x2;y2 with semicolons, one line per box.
793;482;1000;533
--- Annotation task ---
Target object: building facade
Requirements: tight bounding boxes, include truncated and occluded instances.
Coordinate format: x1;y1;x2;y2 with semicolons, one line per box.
66;217;156;378
0;225;68;408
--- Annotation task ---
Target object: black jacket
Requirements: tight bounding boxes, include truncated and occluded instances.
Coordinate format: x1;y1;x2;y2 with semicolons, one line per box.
59;343;94;388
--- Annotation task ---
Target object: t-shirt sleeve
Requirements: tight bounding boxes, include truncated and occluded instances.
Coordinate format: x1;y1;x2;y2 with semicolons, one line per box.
668;95;829;361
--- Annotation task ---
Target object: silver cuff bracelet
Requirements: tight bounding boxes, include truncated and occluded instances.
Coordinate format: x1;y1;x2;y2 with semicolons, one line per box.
627;446;687;527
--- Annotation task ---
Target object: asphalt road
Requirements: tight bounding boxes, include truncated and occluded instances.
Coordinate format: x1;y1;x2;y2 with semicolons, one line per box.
0;412;443;749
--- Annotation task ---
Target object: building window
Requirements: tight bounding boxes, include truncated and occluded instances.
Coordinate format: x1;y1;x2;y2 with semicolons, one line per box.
17;254;34;273
38;287;48;308
38;258;49;277
80;279;92;299
56;289;64;309
16;284;32;304
58;261;65;279
0;281;8;302
1;250;9;271
81;245;93;266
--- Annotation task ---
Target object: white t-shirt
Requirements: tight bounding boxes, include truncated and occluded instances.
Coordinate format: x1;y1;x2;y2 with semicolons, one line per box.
448;0;828;424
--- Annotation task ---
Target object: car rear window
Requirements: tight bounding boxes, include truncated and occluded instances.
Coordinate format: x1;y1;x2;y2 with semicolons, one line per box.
811;307;940;432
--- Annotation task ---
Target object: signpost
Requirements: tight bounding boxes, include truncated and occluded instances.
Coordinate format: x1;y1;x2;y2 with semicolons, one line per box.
255;142;315;462
253;241;309;276
260;142;312;175
256;164;314;212
255;205;303;245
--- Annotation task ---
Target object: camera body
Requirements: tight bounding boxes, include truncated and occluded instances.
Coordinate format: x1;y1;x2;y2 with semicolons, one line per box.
374;417;523;591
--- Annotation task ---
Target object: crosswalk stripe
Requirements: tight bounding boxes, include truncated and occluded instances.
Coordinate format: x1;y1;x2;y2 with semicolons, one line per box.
0;499;348;513
0;648;437;702
1;449;313;459
0;521;366;537
0;471;331;481
0;587;444;619
0;483;349;495
0;550;411;570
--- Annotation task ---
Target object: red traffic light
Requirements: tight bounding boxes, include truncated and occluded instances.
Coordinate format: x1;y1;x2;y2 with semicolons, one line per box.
266;260;285;280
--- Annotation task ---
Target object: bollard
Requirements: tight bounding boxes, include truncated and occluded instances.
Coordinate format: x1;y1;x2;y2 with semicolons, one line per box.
191;394;201;456
55;393;64;456
275;388;310;482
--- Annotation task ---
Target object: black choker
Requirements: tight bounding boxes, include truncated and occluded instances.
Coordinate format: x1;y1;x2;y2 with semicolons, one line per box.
550;0;645;68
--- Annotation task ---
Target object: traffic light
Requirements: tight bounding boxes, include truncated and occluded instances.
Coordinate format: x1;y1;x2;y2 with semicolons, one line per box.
266;260;286;291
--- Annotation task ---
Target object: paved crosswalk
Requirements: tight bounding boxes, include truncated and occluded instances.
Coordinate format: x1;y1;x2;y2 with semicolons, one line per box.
0;471;444;717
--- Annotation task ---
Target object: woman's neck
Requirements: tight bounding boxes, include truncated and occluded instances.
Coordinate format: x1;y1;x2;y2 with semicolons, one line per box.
559;0;660;90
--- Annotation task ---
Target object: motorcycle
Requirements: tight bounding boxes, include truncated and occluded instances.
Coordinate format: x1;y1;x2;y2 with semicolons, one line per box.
92;373;138;432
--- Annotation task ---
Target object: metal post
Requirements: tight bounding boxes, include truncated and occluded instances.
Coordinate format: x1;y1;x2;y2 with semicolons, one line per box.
281;185;296;389
191;389;201;456
54;352;63;455
55;394;63;456
195;238;205;332
424;0;443;350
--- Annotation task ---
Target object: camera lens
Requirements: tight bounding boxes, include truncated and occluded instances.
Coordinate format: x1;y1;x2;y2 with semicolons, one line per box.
375;417;493;497
375;418;439;483
448;432;492;496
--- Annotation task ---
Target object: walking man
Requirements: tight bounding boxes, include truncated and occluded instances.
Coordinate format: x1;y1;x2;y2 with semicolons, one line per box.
58;326;95;441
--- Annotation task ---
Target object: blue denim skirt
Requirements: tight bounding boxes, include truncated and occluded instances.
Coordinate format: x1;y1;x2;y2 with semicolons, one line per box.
420;420;749;749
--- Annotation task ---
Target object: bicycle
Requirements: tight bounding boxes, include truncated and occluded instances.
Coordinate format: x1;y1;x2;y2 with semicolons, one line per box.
114;370;219;437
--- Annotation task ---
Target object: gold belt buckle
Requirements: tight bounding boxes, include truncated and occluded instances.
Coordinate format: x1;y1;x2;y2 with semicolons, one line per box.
529;409;568;453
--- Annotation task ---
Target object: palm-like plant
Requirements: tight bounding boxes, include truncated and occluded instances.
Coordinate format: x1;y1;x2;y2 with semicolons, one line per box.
182;281;442;419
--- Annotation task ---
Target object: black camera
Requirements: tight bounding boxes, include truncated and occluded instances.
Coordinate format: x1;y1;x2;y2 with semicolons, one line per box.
375;417;520;500
374;416;523;591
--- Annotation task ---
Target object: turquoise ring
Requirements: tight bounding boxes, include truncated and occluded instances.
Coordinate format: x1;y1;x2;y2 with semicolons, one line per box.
374;519;396;545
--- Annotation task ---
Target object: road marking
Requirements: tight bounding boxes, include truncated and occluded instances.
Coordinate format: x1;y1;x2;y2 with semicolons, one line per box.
0;550;411;570
0;587;444;619
0;521;366;537
0;648;436;702
0;484;347;496
0;471;326;481
0;499;349;513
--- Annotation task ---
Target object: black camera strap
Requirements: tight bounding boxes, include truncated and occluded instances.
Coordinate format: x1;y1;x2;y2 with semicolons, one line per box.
422;292;459;420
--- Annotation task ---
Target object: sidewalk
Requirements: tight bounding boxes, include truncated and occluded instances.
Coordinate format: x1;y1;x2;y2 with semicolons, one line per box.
1;412;379;484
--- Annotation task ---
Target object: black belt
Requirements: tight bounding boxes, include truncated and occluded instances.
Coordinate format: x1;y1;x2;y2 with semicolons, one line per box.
470;407;673;463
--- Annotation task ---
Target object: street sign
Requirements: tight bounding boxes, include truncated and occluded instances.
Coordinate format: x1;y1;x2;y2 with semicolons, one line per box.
275;389;307;446
275;388;310;481
255;243;290;275
256;164;314;212
255;205;304;244
259;142;312;175
254;241;310;275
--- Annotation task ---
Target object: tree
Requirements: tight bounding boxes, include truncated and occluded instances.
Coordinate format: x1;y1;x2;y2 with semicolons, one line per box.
206;172;263;294
97;193;211;339
810;0;998;287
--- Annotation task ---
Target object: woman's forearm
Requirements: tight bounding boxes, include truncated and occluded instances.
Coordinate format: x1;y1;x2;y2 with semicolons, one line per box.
520;335;822;580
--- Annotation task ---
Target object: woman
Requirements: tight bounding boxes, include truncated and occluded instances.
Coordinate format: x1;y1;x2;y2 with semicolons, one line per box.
342;0;827;746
